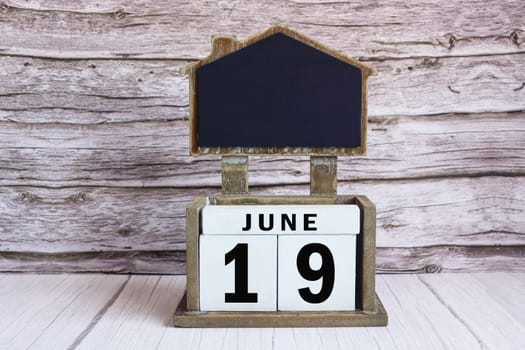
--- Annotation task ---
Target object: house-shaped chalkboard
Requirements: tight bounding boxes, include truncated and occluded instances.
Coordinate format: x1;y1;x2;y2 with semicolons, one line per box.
186;25;376;156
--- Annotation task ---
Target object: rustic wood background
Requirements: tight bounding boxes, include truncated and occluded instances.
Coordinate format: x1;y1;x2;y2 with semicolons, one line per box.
0;0;523;274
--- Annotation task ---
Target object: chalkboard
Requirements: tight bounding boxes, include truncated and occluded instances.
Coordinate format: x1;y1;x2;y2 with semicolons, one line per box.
196;33;363;149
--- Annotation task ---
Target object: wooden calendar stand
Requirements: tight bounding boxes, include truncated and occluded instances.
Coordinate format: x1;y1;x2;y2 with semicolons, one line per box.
172;26;388;327
173;156;387;327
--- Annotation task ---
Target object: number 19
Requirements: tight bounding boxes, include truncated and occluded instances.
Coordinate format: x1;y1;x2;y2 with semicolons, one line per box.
225;242;335;304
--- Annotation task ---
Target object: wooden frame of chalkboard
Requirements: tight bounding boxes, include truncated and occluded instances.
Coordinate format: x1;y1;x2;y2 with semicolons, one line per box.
184;25;376;156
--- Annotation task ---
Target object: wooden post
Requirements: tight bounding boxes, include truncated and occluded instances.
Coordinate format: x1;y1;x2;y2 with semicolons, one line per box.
222;156;249;194
185;197;208;311
310;156;337;195
355;196;377;312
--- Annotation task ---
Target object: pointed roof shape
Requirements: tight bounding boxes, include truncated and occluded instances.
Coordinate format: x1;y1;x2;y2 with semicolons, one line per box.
186;25;376;156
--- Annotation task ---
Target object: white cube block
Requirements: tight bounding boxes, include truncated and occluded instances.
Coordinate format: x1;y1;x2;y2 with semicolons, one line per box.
278;235;357;311
199;235;277;311
201;205;360;235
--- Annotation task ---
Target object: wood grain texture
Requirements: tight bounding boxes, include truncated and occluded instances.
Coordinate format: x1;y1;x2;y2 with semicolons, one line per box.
221;156;249;194
420;273;525;349
0;57;189;124
0;178;522;253
0;274;128;349
0;0;523;60
468;273;525;326
356;195;377;311
370;55;525;116
377;246;525;273
185;197;207;311
3;273;523;349
173;294;387;327
1;55;523;122
310;156;337;195
0;186;199;253
2;246;522;275
0;250;186;274
0;113;522;187
0;0;523;273
75;275;185;350
365;275;483;349
0;176;522;273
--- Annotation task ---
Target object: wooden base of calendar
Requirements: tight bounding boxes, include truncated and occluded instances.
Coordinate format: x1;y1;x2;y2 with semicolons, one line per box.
173;292;387;327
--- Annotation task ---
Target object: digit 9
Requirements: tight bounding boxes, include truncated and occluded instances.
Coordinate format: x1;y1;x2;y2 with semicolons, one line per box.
296;243;335;303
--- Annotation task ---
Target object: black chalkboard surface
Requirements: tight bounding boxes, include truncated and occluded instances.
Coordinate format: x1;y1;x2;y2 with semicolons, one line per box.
196;33;362;148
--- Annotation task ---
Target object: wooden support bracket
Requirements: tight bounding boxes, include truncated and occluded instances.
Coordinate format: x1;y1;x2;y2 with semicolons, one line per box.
310;156;337;195
222;156;249;194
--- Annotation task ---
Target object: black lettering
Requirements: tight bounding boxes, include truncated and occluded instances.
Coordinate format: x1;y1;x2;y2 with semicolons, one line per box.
304;214;317;231
241;213;252;231
225;243;258;303
297;243;335;303
259;213;274;231
281;213;296;231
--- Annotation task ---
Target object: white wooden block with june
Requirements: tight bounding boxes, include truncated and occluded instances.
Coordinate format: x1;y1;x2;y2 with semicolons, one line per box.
199;235;277;311
201;205;360;235
278;235;357;311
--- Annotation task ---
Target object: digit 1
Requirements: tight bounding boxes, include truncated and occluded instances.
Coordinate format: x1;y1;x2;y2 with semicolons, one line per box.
296;243;335;303
224;243;258;303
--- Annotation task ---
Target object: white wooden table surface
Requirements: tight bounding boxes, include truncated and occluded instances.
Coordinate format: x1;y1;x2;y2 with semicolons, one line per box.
0;273;523;350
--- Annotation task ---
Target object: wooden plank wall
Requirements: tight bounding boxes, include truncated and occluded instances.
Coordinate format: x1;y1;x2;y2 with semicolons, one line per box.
0;0;523;274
